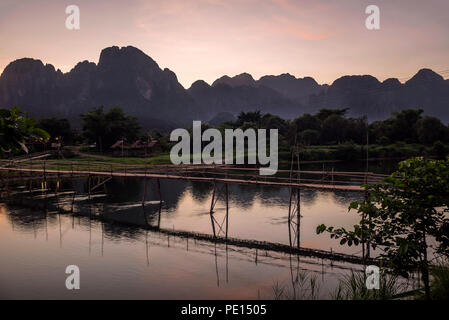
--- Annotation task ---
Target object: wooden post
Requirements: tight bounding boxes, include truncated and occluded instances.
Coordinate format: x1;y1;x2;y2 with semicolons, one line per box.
210;181;216;214
296;188;300;249
157;178;162;204
71;162;75;213
225;183;229;240
295;149;301;248
287;187;293;247
142;169;147;206
43;161;47;205
157;202;162;229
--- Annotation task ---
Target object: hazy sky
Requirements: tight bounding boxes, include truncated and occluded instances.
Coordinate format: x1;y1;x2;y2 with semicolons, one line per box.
0;0;448;87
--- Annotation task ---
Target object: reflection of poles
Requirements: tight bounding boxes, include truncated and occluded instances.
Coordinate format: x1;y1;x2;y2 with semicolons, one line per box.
45;208;48;241
101;221;104;256
32;211;36;239
145;230;149;266
157;202;162;229
71;162;75;213
296;188;300;249
59;209;62;248
209;182;230;239
225;184;229;240
209;182;217;237
55;179;60;212
43;161;47;206
156;178;162;229
226;244;229;283
141;179;147;204
214;243;220;287
142;175;149;226
87;174;92;218
289;254;297;300
287;188;301;249
157;179;162;205
55;162;61;211
287;150;301;249
287;187;293;247
89;217;91;256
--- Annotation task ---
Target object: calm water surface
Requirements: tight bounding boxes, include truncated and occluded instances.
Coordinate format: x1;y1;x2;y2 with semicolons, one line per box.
0;161;394;299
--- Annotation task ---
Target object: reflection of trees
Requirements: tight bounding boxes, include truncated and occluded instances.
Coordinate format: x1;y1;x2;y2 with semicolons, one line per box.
190;181;214;203
332;191;363;206
104;178;142;202
102;221;146;241
5;206;55;233
157;180;189;212
228;184;257;209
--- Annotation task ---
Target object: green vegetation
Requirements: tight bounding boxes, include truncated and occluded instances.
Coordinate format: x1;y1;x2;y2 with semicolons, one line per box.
80;106;141;152
427;259;449;300
0;107;49;155
317;157;449;300
2;105;449;162
212;109;449;161
37;117;75;144
272;271;321;300
332;271;402;300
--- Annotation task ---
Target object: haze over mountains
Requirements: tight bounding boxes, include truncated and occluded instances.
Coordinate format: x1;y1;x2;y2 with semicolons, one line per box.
0;45;448;129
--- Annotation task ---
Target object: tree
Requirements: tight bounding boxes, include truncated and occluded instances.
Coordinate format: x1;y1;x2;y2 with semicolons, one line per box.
37;118;74;144
299;129;320;146
317;157;449;300
80;106;141;152
320;115;349;144
315;108;349;122
390;109;423;143
261;114;289;136
292;113;321;132
236;111;262;127
417;116;449;145
0;107;49;155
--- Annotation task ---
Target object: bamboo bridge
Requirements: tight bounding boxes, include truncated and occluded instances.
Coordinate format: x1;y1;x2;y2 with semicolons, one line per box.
0;154;387;266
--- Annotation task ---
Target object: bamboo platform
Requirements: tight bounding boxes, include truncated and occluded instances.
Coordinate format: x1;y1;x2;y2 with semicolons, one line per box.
0;164;379;192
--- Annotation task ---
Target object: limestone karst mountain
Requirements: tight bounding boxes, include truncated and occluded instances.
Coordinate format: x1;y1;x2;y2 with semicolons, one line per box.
1;45;448;128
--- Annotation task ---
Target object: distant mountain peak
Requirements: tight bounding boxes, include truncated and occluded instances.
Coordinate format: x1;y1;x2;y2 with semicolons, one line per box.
257;73;323;100
212;72;256;87
406;68;444;84
1;44;448;126
189;80;210;91
98;45;158;69
382;78;402;87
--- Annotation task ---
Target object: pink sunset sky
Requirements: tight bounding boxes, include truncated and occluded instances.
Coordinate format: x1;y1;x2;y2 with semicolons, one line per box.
0;0;448;87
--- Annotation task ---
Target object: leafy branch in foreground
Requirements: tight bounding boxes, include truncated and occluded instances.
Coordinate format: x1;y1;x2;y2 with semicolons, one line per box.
0;106;50;154
317;157;449;300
